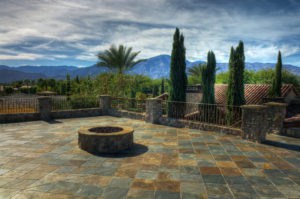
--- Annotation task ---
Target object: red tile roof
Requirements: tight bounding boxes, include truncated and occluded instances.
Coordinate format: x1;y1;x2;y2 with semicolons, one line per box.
215;84;299;105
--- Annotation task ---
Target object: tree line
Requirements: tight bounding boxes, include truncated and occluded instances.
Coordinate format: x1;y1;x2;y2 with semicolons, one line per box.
2;28;299;105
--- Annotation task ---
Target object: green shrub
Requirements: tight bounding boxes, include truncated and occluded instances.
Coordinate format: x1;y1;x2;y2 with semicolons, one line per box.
69;95;98;109
135;92;147;100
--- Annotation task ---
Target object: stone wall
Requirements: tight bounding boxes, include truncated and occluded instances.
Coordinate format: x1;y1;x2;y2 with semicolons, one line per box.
51;108;103;119
0;109;103;123
1;95;287;143
108;109;145;120
0;113;40;123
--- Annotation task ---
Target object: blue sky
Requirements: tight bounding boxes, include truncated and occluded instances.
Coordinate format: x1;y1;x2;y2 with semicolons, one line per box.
0;0;300;67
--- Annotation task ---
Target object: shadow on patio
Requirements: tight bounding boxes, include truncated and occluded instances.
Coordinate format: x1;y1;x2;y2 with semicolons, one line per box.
264;134;300;152
88;143;149;158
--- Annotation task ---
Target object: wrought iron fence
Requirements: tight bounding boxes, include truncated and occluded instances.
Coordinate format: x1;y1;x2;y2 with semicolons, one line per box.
51;96;99;111
111;97;146;113
166;101;242;128
0;98;38;114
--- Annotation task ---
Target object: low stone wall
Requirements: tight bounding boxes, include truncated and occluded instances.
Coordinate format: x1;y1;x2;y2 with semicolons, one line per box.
108;109;145;120
158;116;242;136
0;108;102;123
51;108;103;119
283;128;300;138
0;112;40;123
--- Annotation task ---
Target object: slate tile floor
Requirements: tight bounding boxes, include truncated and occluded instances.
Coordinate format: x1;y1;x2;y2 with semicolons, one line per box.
0;116;299;199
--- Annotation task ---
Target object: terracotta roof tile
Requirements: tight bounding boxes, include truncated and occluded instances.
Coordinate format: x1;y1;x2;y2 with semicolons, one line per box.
215;84;298;105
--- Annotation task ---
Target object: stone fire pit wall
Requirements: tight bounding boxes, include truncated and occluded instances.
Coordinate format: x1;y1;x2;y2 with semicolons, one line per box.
78;126;134;154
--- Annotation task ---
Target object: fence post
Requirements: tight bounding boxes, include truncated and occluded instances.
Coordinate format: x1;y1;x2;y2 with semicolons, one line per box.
264;102;287;134
38;97;52;121
99;95;111;115
145;98;162;124
241;105;268;143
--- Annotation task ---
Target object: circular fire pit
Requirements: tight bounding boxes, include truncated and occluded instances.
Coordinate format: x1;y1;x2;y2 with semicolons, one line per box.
78;126;134;154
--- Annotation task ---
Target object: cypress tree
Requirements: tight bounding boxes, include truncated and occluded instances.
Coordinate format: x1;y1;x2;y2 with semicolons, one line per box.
201;51;216;104
227;41;245;107
66;73;71;99
161;78;165;94
152;84;159;97
227;47;235;107
235;41;246;105
270;51;282;97
179;34;187;101
168;28;187;117
226;41;245;125
75;75;80;84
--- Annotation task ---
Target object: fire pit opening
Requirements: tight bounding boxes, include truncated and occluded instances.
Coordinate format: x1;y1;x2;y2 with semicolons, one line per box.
89;126;123;133
78;125;134;154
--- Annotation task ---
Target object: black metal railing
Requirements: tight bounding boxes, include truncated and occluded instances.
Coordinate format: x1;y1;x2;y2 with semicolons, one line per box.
0;98;38;114
166;101;242;128
111;97;146;113
51;96;99;111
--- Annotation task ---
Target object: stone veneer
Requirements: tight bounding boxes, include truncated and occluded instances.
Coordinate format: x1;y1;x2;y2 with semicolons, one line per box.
264;102;287;134
108;109;145;120
0;112;40;123
38;97;52;121
145;98;162;124
241;105;268;143
78;125;134;154
51;108;103;119
99;95;111;115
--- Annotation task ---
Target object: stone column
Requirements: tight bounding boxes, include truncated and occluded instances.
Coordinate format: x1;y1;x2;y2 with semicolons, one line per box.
145;98;162;124
241;105;268;143
38;97;52;121
264;102;287;134
99;95;111;115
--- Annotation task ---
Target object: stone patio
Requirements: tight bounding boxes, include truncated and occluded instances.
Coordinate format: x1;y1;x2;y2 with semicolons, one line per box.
0;116;299;199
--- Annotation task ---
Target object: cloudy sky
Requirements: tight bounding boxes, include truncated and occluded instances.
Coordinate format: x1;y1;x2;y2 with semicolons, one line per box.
0;0;300;67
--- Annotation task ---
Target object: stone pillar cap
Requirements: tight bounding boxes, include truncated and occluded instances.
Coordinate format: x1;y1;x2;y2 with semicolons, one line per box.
241;104;267;109
264;102;287;107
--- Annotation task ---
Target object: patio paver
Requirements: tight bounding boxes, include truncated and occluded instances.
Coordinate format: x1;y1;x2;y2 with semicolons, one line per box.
0;116;299;198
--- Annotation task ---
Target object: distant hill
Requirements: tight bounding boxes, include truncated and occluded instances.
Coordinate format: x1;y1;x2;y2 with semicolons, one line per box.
0;68;47;83
129;54;205;78
14;65;78;80
0;54;299;82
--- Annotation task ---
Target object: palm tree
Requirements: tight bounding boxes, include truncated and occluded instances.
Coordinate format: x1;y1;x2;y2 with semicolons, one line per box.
188;63;206;83
97;44;144;74
188;63;205;78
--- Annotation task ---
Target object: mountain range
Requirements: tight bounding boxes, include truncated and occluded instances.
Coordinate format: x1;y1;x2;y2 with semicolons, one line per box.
1;54;300;83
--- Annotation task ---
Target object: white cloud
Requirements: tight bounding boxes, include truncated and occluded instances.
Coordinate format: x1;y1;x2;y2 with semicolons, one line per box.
0;53;43;60
0;0;299;65
245;44;300;63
